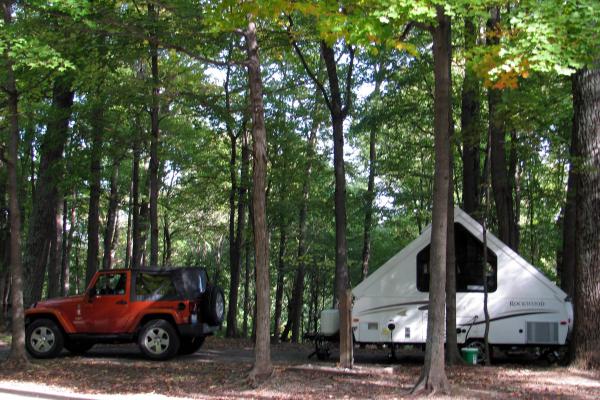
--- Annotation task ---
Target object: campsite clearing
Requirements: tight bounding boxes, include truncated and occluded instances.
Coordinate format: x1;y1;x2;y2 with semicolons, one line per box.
1;337;598;399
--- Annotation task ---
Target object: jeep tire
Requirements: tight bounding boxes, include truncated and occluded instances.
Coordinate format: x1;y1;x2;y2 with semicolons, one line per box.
138;319;180;360
178;336;205;355
26;318;64;359
204;285;225;325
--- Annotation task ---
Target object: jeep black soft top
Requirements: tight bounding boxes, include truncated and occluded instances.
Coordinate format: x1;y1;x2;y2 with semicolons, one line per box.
125;266;211;301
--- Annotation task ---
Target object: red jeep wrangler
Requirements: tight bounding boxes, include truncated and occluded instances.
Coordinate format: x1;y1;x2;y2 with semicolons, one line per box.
25;267;225;360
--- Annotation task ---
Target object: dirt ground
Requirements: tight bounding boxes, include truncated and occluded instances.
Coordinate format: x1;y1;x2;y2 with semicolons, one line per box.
1;336;599;399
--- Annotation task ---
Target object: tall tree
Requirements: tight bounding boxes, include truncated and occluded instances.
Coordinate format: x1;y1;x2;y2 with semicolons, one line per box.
245;18;273;382
488;9;519;251
571;64;600;370
2;0;28;367
412;6;451;394
102;161;120;270
289;18;355;368
461;18;481;217
224;60;247;338
148;2;161;268
23;76;74;305
360;60;385;281
86;101;104;285
289;118;319;343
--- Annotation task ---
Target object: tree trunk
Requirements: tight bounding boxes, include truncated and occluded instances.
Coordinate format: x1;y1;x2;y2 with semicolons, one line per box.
412;7;451;394
445;131;462;365
2;0;28;364
162;214;171;266
86;103;104;286
0;154;9;316
488;9;519;251
102;162;120;270
61;198;75;296
148;3;160;268
289;120;318;342
560;92;578;300
226;132;239;338
273;226;287;341
290;22;354;365
23;77;73;306
360;126;376;281
572;65;600;370
131;137;142;269
461;19;481;218
245;19;273;382
361;72;383;281
321;40;353;368
242;233;251;338
125;182;133;269
47;196;63;298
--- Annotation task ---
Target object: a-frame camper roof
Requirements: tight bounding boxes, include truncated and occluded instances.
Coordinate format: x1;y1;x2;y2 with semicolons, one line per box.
353;207;567;300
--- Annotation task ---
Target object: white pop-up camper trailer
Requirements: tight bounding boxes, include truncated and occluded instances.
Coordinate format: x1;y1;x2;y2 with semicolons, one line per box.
319;208;573;358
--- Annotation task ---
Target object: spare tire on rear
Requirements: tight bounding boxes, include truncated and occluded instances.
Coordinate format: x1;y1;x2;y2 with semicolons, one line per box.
203;285;225;325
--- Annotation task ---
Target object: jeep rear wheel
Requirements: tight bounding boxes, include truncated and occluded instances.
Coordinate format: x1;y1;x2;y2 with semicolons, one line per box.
26;319;64;359
138;319;180;360
179;336;205;355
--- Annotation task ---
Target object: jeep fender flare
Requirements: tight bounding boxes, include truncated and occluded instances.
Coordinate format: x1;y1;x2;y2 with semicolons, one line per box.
129;309;184;334
25;309;74;333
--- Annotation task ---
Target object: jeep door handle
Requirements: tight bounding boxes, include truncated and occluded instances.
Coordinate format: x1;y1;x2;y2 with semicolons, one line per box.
116;300;127;305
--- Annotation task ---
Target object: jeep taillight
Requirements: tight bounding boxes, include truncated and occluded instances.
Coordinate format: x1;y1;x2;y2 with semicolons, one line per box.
189;301;199;324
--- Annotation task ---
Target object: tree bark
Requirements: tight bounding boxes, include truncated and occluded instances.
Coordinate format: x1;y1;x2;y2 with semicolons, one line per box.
245;19;273;382
360;68;384;281
289;120;318;342
47;196;63;298
23;77;73;306
461;19;481;218
560;91;579;300
226;131;239;337
290;22;354;366
102;161;120;270
412;7;451;394
445;127;462;366
242;233;251;338
86;103;104;286
571;65;600;370
61;198;75;295
148;2;161;268
2;0;28;364
131;137;142;269
321;40;353;368
273;226;286;341
488;9;519;251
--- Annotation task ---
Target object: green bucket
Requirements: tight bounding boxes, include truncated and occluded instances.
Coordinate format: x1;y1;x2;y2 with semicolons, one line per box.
461;348;478;365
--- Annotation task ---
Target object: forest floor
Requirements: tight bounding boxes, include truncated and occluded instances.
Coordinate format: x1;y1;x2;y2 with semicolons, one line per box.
0;335;599;399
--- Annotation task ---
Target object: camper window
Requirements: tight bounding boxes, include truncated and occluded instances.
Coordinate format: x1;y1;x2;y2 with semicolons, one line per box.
416;223;497;293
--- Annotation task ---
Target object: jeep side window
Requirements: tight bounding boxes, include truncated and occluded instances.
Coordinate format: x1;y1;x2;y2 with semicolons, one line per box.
94;273;126;296
135;273;178;301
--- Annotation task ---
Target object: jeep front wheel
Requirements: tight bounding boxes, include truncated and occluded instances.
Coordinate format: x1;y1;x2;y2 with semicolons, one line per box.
26;318;64;359
138;319;180;360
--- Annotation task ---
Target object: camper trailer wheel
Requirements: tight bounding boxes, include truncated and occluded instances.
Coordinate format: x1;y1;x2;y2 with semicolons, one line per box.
466;340;491;364
541;347;568;365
